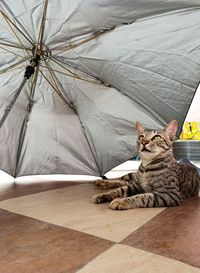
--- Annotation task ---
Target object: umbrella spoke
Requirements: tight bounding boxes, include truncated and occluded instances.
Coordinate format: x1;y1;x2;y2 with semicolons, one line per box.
51;29;112;53
0;10;32;56
0;58;27;75
0;45;30;59
50;57;79;77
39;58;76;112
0;41;31;51
15;65;40;176
40;64;78;79
50;57;103;85
35;0;48;56
39;68;62;99
40;59;102;176
0;0;35;45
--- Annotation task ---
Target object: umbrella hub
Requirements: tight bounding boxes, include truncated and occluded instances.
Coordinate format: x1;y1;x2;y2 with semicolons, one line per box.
32;45;51;59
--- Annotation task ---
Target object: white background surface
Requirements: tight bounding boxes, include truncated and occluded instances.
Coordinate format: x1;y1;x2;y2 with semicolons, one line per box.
0;161;141;183
0;160;199;183
185;84;200;122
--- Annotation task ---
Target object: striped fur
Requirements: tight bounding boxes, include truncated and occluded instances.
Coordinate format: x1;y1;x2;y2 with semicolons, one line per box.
92;120;200;210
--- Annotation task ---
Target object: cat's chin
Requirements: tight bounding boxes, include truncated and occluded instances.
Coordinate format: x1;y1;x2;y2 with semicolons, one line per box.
141;148;152;153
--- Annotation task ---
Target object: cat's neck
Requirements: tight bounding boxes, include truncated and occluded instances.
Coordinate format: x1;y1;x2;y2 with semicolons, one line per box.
140;147;176;168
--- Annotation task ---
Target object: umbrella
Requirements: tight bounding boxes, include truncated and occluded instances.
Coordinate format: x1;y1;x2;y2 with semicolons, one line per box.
0;0;200;178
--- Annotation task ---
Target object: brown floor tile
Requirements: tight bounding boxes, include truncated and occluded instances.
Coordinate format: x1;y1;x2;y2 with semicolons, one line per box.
122;197;200;268
0;209;113;273
0;184;164;242
77;245;200;273
0;180;81;201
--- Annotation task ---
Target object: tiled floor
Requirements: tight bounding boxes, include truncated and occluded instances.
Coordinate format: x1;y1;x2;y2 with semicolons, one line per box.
0;164;200;272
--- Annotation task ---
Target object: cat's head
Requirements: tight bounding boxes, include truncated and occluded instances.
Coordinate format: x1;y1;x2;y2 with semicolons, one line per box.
136;120;178;161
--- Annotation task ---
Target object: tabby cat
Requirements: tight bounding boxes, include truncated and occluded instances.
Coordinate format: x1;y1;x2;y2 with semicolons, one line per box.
92;120;200;210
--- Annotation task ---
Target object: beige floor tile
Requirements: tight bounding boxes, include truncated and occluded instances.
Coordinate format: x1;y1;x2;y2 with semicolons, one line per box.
77;244;200;273
0;184;164;242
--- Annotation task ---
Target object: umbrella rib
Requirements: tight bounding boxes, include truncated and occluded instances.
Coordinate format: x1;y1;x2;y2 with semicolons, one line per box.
39;66;102;176
50;57;80;77
0;45;29;60
0;58;27;75
39;61;75;112
46;60;108;177
51;29;112;53
46;60;103;176
0;0;35;44
50;57;103;85
14;66;40;176
35;0;48;55
40;64;78;78
0;41;31;51
39;68;64;101
0;10;34;46
0;10;32;57
42;57;66;97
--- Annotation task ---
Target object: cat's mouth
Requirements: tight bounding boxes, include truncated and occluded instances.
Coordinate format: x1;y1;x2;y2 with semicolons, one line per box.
141;147;151;153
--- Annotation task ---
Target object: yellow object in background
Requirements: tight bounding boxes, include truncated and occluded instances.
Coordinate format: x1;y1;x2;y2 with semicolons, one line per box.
180;122;200;140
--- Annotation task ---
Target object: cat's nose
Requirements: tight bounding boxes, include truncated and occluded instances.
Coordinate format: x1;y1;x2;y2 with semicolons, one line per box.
142;140;149;145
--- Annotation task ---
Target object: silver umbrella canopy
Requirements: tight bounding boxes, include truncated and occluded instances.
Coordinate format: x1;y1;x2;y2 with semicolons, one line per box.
0;0;200;178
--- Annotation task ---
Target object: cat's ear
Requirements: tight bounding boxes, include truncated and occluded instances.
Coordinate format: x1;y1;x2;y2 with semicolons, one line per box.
163;120;178;141
135;121;145;136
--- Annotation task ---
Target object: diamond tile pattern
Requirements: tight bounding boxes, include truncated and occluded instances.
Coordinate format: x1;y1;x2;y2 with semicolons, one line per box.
0;181;200;272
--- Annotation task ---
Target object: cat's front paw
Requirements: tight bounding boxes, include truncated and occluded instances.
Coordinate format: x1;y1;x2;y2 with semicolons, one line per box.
92;193;111;204
93;179;111;189
92;193;103;204
110;198;130;210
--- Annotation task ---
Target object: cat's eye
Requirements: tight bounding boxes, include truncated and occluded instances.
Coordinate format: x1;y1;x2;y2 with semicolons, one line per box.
152;135;162;141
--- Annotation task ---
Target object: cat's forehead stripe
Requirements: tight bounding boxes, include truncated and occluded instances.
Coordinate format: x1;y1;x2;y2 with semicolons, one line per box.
144;130;162;134
147;130;163;134
138;130;165;139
